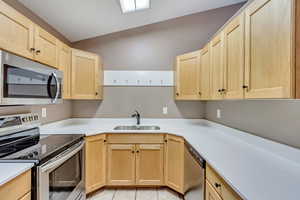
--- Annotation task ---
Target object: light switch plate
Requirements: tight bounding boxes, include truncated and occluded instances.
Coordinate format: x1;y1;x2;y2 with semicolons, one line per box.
217;109;221;119
163;106;168;115
42;108;47;118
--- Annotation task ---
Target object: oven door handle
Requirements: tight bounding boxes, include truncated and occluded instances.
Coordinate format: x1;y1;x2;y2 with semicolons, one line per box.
52;72;60;103
40;140;84;173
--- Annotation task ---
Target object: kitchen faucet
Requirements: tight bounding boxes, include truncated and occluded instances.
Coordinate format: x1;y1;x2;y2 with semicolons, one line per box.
131;110;141;125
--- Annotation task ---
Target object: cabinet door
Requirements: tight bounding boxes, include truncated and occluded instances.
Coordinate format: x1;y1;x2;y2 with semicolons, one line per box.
206;181;222;200
0;1;34;59
19;192;31;200
175;51;201;100
57;41;72;99
200;44;211;100
244;0;293;98
165;135;184;193
107;144;136;185
136;144;164;185
223;13;245;99
34;26;58;68
85;135;106;194
71;49;101;100
210;34;224;100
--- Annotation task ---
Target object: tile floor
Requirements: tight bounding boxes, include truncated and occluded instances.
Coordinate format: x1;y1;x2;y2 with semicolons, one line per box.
87;188;184;200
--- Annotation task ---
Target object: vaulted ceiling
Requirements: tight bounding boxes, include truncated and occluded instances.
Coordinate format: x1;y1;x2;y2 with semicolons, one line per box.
18;0;246;42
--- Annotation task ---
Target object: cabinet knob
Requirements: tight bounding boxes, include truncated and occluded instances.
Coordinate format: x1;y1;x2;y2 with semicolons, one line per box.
136;150;140;153
30;48;35;52
36;50;41;55
215;183;221;188
176;93;179;96
218;89;222;92
131;150;135;153
164;139;168;143
198;92;202;95
104;140;107;143
95;92;98;95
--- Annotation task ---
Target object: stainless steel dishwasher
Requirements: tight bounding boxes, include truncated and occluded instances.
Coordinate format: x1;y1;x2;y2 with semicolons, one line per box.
184;142;206;200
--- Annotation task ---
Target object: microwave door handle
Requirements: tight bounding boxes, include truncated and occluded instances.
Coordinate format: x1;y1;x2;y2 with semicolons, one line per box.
52;72;60;103
40;141;85;173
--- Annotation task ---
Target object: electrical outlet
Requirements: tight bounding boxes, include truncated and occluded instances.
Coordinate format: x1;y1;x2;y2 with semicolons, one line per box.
217;109;221;119
42;108;47;118
163;106;168;115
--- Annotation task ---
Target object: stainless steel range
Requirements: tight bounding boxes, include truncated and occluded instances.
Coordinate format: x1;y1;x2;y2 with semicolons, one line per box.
0;113;85;200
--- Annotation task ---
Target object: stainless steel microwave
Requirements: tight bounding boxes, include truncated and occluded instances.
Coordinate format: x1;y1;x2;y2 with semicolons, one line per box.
0;50;63;105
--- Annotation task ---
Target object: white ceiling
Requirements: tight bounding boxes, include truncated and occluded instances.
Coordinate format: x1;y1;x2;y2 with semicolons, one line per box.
18;0;246;42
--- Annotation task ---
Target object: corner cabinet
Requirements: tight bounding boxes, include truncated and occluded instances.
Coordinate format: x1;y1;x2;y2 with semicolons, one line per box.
71;49;103;100
85;135;106;194
175;51;201;100
165;135;185;193
57;41;72;99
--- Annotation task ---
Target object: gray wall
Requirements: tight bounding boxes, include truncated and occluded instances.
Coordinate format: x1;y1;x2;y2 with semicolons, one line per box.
71;3;243;118
205;101;300;149
72;87;205;118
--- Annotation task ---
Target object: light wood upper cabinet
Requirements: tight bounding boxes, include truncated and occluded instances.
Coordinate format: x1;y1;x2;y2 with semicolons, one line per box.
165;135;184;193
136;144;164;186
175;51;201;100
244;0;294;98
200;44;211;100
71;49;102;100
223;13;245;99
210;34;224;100
0;0;34;60
107;144;136;185
85;135;106;194
57;41;72;99
34;26;58;68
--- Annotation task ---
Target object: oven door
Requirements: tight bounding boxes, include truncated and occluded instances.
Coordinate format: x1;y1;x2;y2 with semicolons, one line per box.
37;141;85;200
0;50;62;105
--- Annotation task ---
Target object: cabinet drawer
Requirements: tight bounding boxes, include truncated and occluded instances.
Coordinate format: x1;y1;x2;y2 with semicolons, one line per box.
0;170;31;200
107;134;165;144
206;165;223;195
206;165;242;200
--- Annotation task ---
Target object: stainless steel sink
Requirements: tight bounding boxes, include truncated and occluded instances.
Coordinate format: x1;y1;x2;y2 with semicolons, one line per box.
114;125;160;131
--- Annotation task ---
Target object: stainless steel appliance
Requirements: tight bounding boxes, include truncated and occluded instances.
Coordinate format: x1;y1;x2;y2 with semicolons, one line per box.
0;113;85;200
0;50;63;105
184;141;205;200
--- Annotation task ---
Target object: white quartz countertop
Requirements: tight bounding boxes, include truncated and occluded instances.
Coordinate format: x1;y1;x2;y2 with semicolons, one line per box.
0;163;34;186
41;118;300;200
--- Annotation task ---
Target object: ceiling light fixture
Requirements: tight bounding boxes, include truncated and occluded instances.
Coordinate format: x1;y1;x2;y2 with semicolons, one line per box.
119;0;150;13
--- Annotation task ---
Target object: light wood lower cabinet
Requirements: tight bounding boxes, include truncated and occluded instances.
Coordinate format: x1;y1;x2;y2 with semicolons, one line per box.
136;144;164;185
165;135;185;193
20;192;31;200
107;144;136;185
206;164;242;200
85;135;106;194
206;181;222;200
0;170;31;200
